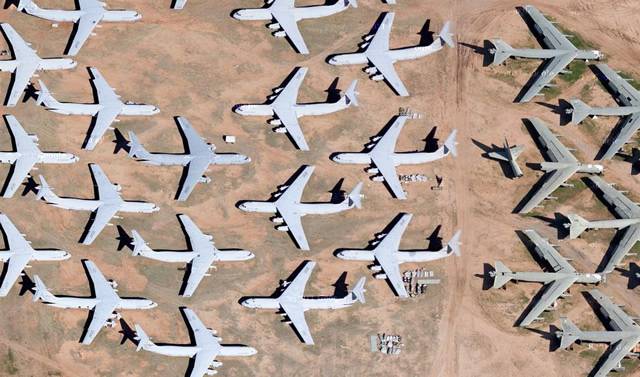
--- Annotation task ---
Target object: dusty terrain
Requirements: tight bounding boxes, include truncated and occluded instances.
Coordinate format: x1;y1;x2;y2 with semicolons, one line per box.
0;0;640;376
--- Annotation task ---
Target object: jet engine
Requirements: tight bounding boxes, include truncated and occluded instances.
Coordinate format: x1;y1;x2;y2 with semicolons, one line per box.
370;74;385;81
366;167;379;174
109;280;118;289
374;273;387;280
199;176;212;184
273;126;288;134
273;31;286;38
369;265;382;272
370;175;385;182
364;66;378;74
270;216;284;224
276;225;289;232
268;118;282;126
267;23;281;30
211;361;223;368
205;368;219;376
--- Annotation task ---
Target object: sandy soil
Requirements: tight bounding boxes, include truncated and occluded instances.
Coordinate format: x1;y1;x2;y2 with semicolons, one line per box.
0;0;639;376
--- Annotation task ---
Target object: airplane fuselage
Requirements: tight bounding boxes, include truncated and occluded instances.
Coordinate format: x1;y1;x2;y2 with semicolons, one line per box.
498;271;602;284
238;199;353;215
232;2;348;21
539;162;603;174
332;149;450;166
0;248;69;262
242;295;356;310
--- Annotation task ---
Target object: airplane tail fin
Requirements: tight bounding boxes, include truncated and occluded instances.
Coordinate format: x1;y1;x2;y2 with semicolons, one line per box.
558;317;582;349
36;175;59;203
445;230;462;256
35;80;60;108
443;129;458;157
488;39;513;65
491;261;512;289
344;80;359;107
566;214;589;240
130;230;149;256
17;0;37;12
568;99;592;124
134;324;154;352
347;182;364;209
351;277;366;304
344;0;357;8
127;131;149;159
32;275;55;303
437;21;455;48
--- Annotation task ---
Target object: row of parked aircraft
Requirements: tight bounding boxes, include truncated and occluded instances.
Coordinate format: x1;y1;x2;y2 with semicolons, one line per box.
485;5;640;377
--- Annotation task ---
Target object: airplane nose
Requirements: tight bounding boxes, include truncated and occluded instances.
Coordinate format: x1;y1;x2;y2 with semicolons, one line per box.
240;299;253;308
232;10;243;19
149;301;158;308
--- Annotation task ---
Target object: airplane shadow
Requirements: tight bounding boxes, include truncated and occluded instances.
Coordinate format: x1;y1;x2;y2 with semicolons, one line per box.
524;325;561;352
21;176;39;197
458;41;494;67
3;0;19;10
472;263;494;291
112;128;131;155
531;212;569;239
535;99;572;126
616;263;640;290
116;225;134;252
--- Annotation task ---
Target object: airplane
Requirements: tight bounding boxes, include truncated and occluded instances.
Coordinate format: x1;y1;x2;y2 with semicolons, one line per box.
0;23;76;107
486;138;524;178
128;116;250;201
336;213;461;298
16;0;141;56
566;64;640;160
36;67;160;150
486;5;602;103
563;176;640;273
32;259;157;345
172;0;188;9
0;115;78;198
556;289;640;377
231;0;358;54
516;118;603;214
129;214;255;297
233;67;358;151
331;110;457;199
134;307;257;377
237;165;363;250
0;213;70;297
35;163;159;245
240;260;366;345
327;13;454;96
489;229;602;327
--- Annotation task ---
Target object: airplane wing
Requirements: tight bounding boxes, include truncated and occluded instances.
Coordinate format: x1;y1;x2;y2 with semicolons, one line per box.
84;260;115;297
280;300;314;344
81;300;117;344
89;68;119;102
368;12;393;52
183;307;218;345
600;116;640;160
177;157;210;201
588;176;640;219
375;214;412;297
6;62;36;107
173;0;188;9
523;229;575;272
270;68;308;149
270;11;308;54
67;13;102;56
177;117;209;155
589;289;639;331
278;166;314;204
276;166;314;249
0;252;31;296
90;164;118;200
3;116;38;197
277;207;308;250
523;5;575;50
518;166;577;213
595;64;640;107
85;106;121;150
370;116;409;198
368;54;408;96
282;260;315;298
189;348;219;377
601;224;640;273
5;115;37;153
590;337;640;377
518;52;577;103
531;116;577;162
82;203;120;245
0;214;30;250
3;153;36;198
182;252;215;297
518;277;575;326
273;108;308;151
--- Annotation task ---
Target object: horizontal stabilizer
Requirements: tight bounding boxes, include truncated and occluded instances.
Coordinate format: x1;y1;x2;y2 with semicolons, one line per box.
351;277;366;304
568;99;592;124
558;317;582;349
444;129;458;157
491;261;512;289
348;182;364;209
566;214;589;240
438;21;454;48
488;39;513;65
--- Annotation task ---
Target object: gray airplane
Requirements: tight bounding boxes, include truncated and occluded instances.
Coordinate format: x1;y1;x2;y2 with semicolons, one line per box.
134;308;257;377
130;214;255;297
0;213;69;297
556;289;640;377
566;64;640;160
128;116;250;201
35;164;159;245
331;111;457;200
564;176;640;273
36;68;159;150
487;5;602;103
237;165;363;250
32;260;157;345
517;118;603;214
490;229;602;327
0;115;78;198
328;13;453;96
486;138;524;178
232;0;357;54
0;23;76;107
16;0;141;56
240;260;366;345
233;67;358;151
336;213;461;298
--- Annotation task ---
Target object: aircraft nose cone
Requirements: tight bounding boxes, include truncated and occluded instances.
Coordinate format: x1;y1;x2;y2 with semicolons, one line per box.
246;347;258;355
232;10;243;19
149;301;158;308
240;299;253;308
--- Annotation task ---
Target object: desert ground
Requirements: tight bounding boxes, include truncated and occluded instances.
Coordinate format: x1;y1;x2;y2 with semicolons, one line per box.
0;0;640;376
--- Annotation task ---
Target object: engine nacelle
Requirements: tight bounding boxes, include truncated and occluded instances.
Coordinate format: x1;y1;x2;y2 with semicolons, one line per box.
366;167;379;174
371;175;385;182
270;216;284;224
359;42;370;49
207;328;217;334
274;126;288;134
105;319;117;328
268;118;282;126
267;22;280;30
113;184;122;192
369;265;382;272
273;30;286;38
211;361;223;368
206;368;219;376
371;136;381;142
199;176;212;184
376;233;387;239
267;94;278;101
109;280;118;289
364;66;378;74
363;35;373;41
370;74;384;81
276;225;289;232
273;87;283;93
29;134;39;143
374;273;387;280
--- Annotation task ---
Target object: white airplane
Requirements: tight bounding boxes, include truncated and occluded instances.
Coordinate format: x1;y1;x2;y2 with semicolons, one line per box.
336;213;461;298
0;23;76;107
36;68;159;150
130;214;255;297
172;0;188;9
135;307;257;377
328;13;454;96
232;0;358;54
240;260;366;345
35;164;159;245
238;165;363;250
0;213;69;297
234;67;358;151
16;0;141;56
128;116;250;201
32;259;157;345
331;111;457;199
0;115;78;198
